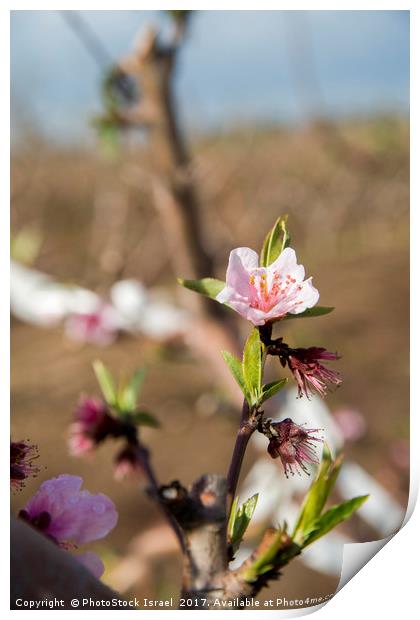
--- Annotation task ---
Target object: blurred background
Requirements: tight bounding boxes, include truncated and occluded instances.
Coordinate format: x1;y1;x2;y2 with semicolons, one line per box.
11;10;409;608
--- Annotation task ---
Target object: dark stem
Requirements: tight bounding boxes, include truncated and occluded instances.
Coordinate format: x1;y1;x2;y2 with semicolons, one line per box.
226;400;256;515
134;442;185;551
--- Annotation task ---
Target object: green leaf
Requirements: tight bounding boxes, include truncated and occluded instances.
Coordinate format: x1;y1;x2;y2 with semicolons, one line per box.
119;368;146;413
129;410;160;428
93;360;117;406
228;494;259;555
260;216;291;267
177;277;225;300
284;306;334;320
261;379;288;403
242;328;264;406
293;444;343;544
227;496;240;541
222;351;249;401
301;495;369;548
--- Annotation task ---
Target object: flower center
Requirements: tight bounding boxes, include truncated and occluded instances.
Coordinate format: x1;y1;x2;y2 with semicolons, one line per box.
249;270;301;312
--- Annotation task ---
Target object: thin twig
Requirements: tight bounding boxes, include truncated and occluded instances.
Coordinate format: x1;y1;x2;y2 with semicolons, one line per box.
226;399;255;515
134;442;185;551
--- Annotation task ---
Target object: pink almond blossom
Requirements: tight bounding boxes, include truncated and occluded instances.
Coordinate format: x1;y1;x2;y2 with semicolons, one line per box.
65;303;119;347
19;475;118;578
216;247;319;326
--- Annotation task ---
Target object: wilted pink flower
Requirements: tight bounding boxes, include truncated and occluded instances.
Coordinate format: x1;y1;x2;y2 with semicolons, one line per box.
114;443;144;481
69;397;127;456
19;475;118;578
65;303;119;346
263;418;322;477
10;440;40;491
216;247;319;326
285;347;341;398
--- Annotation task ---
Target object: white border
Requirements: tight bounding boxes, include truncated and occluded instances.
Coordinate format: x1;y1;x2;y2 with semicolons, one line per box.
4;3;416;618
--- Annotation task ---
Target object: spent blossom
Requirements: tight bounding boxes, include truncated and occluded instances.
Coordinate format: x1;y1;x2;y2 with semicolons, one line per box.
261;418;322;477
114;443;144;481
10;440;40;491
282;346;341;398
19;474;118;578
216;247;319;326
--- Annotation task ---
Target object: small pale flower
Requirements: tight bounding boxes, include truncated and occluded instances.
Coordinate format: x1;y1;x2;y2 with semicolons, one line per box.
216;247;319;326
65;303;119;347
19;475;118;578
262;418;322;477
10;440;40;491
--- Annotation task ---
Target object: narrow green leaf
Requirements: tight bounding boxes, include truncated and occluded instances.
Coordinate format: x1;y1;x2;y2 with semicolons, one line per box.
261;378;288;403
93;360;116;406
284;306;334;320
242;328;264;406
260;216;291;267
130;410;160;428
229;494;259;555
222;351;249;401
177;277;225;300
228;496;240;540
293;444;343;543
302;495;369;548
120;368;146;413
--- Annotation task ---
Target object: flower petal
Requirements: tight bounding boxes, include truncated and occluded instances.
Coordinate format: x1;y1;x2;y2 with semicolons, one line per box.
25;475;83;523
270;247;303;279
24;475;118;545
288;278;320;314
224;247;258;297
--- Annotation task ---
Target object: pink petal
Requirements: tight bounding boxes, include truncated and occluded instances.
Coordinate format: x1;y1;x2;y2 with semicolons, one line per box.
77;551;104;579
225;247;258;297
269;247;302;278
25;475;118;545
287;277;319;314
25;475;83;521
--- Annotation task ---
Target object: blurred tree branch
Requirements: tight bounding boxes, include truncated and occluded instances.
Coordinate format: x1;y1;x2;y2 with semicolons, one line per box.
11;518;122;609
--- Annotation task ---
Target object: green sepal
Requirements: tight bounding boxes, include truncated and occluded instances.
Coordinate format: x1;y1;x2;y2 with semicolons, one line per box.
260;216;291;267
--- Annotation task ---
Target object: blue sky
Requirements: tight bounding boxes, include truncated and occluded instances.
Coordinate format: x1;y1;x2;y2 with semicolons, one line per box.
11;10;409;144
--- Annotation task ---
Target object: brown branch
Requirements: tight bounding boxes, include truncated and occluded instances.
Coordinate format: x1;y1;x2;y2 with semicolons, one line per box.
160;474;228;608
11;517;122;609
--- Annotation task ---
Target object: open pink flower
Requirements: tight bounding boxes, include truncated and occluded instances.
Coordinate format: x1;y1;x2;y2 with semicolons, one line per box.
216;247;319;326
19;475;118;578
